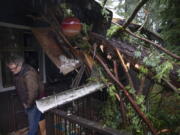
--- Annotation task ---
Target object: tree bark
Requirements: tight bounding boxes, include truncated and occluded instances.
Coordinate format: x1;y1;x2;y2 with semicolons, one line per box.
36;83;105;113
90;32;180;89
113;60;129;127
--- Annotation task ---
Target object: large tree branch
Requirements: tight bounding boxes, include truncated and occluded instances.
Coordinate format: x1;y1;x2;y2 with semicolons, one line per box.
113;60;129;127
112;19;164;43
115;93;129;127
90;32;180;90
116;49;135;88
125;29;180;60
123;0;149;29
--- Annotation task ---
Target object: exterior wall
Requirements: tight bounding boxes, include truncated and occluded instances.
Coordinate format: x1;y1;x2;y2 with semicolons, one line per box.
0;91;27;133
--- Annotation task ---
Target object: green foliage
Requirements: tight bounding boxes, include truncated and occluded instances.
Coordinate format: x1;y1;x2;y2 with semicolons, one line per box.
59;3;74;17
89;65;121;129
108;85;117;99
70;29;92;50
143;51;173;82
101;85;121;129
83;1;179;134
143;52;161;67
137;65;149;80
136;95;145;105
125;85;135;95
87;64;109;83
148;86;180;134
125;85;148;134
139;66;149;75
98;0;112;21
126;103;144;135
134;50;142;58
154;61;173;82
159;0;180;47
101;8;111;21
73;37;91;50
87;76;99;83
127;93;148;135
97;0;180;134
106;25;123;38
144;0;180;55
82;23;93;36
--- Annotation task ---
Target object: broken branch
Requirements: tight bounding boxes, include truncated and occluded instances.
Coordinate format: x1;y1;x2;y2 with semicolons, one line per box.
123;0;149;29
113;60;129;127
116;49;135;88
115;93;129;127
113;60;119;80
94;53;157;135
113;19;163;43
125;29;180;60
162;79;180;94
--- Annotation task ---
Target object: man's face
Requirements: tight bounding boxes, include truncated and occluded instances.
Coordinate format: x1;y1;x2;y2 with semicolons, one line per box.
7;63;22;75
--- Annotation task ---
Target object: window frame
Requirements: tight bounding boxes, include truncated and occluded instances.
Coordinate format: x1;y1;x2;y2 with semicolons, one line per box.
0;60;15;92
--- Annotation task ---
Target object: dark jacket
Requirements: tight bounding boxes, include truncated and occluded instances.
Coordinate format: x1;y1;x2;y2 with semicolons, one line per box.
14;64;44;108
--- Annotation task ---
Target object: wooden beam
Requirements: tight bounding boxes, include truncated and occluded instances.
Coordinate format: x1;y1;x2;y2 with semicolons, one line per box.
32;28;62;68
32;28;80;75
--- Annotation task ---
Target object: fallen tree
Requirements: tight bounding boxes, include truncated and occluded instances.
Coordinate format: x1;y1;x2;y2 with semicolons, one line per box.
90;32;180;90
31;0;180;134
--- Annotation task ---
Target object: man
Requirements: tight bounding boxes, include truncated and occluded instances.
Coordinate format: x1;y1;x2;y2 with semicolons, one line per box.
6;55;46;135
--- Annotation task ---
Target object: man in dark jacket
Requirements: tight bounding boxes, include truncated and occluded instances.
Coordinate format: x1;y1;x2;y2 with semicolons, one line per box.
6;55;45;135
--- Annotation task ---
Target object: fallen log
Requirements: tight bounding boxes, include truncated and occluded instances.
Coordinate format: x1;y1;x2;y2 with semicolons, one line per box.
90;32;180;89
36;83;104;113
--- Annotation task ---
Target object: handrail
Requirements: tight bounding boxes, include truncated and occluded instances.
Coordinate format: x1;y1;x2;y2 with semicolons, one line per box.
47;109;131;135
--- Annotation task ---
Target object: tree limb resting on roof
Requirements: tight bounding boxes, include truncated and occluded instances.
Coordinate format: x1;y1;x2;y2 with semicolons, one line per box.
90;32;180;90
125;29;180;60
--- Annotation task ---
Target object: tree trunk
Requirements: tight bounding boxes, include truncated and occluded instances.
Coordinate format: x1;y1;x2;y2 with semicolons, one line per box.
90;32;180;89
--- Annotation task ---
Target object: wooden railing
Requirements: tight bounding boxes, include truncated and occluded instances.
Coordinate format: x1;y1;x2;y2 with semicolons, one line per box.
46;109;129;135
45;91;131;135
